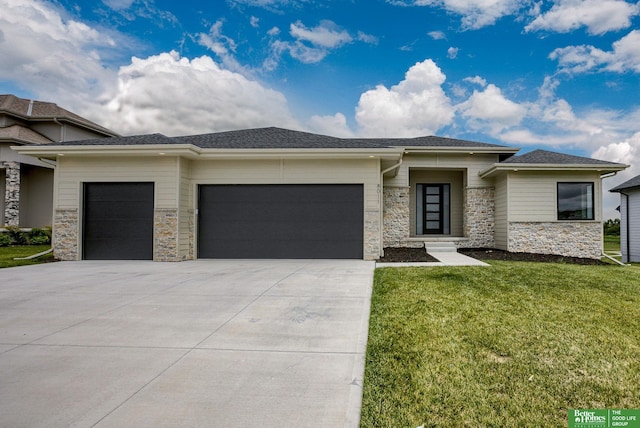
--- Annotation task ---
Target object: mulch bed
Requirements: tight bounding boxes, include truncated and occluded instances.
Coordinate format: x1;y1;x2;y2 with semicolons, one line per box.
379;247;606;265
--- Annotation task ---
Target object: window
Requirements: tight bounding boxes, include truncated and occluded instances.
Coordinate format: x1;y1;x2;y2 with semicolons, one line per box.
557;182;594;220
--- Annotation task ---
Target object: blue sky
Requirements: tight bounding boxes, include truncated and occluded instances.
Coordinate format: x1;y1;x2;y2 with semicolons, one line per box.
1;0;640;216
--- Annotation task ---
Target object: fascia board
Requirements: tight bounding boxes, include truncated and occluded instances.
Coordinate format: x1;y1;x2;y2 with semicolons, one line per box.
11;144;202;159
12;145;403;161
196;148;403;160
479;163;629;179
402;146;520;154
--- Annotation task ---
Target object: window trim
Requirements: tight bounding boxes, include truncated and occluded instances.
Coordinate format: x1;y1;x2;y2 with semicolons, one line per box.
557;182;595;221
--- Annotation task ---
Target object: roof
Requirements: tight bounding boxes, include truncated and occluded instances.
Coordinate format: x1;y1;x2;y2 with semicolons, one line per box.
0;94;118;137
479;149;628;178
610;174;640;192
0;124;52;145
49;127;515;151
500;149;620;166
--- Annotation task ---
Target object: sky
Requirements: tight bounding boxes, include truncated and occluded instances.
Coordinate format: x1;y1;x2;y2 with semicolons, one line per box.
1;0;640;218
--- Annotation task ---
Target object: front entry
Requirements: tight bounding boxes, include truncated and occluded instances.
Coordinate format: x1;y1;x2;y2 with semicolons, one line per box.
417;183;450;235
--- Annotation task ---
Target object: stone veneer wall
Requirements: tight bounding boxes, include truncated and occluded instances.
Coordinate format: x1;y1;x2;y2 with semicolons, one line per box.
383;187;418;248
508;222;602;259
2;161;20;226
53;209;79;260
154;208;179;262
364;210;381;260
462;187;495;248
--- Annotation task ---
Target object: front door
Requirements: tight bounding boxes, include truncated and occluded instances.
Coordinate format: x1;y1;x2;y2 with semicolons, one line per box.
417;183;450;235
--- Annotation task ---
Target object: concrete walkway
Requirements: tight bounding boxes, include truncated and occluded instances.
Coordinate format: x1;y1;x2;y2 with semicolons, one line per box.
376;251;489;267
0;260;375;428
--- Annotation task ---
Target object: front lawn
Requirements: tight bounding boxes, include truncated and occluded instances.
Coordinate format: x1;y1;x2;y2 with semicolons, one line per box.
0;245;54;269
362;262;640;427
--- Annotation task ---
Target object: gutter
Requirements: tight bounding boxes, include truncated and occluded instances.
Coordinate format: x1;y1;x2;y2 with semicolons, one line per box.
379;154;404;258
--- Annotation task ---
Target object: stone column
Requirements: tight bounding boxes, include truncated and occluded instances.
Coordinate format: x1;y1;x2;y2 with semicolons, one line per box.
3;162;20;226
464;187;495;248
154;208;179;261
383;186;410;247
53;208;79;260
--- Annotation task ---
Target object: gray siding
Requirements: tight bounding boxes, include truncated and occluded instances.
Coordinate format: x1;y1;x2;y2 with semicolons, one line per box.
19;165;53;227
508;171;603;222
621;189;640;263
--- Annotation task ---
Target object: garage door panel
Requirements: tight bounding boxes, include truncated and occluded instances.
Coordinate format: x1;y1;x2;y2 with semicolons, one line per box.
198;184;363;259
83;183;154;260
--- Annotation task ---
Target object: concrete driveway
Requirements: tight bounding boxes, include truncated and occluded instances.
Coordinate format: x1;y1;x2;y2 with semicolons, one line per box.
0;259;375;428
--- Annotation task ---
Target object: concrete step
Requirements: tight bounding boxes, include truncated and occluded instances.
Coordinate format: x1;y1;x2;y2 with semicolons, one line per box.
425;241;458;253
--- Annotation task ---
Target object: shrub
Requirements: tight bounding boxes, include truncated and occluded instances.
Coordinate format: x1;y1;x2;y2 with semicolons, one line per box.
28;228;51;245
4;226;27;245
0;233;11;247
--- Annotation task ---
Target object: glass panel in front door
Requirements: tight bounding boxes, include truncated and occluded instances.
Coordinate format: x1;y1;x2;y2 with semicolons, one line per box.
424;185;443;234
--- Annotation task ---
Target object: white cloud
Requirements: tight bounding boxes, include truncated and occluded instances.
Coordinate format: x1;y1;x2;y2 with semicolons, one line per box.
550;30;640;74
428;30;446;40
250;16;260;28
198;20;249;74
458;84;527;133
525;0;639;35
265;20;373;69
447;47;459;59
355;59;455;137
308;113;355;137
464;75;487;86
0;0;118;103
103;0;135;10
0;0;298;136
101;51;299;136
289;20;352;48
391;0;524;29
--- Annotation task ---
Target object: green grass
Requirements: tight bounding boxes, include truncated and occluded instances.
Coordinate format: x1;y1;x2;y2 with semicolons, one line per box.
362;262;640;427
604;235;621;255
0;245;54;269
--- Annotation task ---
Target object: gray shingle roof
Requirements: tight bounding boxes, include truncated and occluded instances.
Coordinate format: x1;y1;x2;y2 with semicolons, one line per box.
0;94;118;137
48;127;514;150
500;149;620;165
610;174;640;192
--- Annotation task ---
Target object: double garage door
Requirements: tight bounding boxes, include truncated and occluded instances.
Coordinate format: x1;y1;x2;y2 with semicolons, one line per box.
82;183;363;260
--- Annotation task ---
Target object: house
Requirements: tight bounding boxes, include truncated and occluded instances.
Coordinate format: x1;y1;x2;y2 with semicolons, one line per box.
1;94;118;227
610;175;640;263
13;127;627;261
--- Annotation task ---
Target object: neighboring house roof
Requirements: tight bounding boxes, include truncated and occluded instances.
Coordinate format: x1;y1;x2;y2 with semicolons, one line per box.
0;124;52;145
0;94;118;137
36;126;517;151
480;149;628;178
610;174;640;192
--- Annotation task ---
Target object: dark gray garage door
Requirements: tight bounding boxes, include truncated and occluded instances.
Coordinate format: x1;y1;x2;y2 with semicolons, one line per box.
198;184;363;259
83;182;154;260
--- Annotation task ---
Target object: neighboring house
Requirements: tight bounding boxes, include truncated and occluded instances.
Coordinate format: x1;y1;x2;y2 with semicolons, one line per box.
610;175;640;263
1;94;118;227
14;127;627;261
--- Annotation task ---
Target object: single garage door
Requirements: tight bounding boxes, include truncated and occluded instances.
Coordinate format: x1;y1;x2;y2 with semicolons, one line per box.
83;182;154;260
198;184;363;259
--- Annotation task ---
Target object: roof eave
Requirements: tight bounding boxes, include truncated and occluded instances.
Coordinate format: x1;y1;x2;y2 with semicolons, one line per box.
12;145;404;160
401;146;520;154
2;110;119;138
11;144;202;159
479;163;629;179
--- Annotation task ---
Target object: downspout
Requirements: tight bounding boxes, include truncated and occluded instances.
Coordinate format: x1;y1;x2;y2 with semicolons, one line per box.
379;154;404;258
620;191;631;263
53;117;65;142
